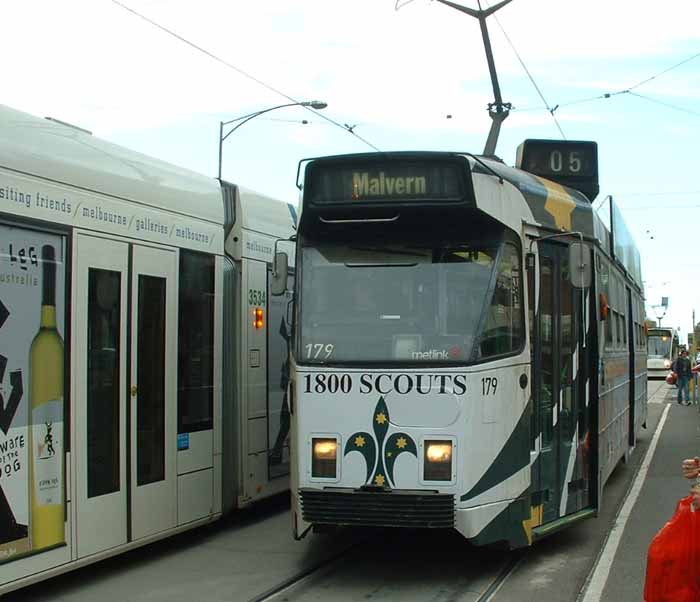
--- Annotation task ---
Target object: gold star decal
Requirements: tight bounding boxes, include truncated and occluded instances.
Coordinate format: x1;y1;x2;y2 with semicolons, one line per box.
354;435;365;448
375;412;387;425
396;437;407;449
374;474;386;486
386;451;393;457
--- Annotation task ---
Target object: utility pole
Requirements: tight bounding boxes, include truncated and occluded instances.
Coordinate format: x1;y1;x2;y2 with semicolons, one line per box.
433;0;513;156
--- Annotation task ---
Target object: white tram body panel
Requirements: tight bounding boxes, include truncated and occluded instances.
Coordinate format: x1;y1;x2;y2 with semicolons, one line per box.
0;104;294;593
294;360;529;540
223;187;296;508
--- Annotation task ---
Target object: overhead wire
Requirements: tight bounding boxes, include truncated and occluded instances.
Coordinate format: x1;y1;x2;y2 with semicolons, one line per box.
627;51;700;92
484;0;566;139
627;91;700;118
109;0;381;151
514;49;700;117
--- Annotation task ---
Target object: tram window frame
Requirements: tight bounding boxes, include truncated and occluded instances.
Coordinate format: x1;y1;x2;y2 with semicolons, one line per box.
177;250;215;434
87;268;122;498
637;323;642;350
621;312;627;345
617;311;622;347
477;241;525;361
605;318;612;349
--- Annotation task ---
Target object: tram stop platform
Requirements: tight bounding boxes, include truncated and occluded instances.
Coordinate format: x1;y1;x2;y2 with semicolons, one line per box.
584;378;700;601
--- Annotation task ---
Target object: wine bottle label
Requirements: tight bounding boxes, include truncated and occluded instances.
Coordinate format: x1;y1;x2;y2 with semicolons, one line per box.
32;399;63;507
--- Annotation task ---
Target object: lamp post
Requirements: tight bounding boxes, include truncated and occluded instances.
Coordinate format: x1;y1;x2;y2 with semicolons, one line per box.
218;100;327;180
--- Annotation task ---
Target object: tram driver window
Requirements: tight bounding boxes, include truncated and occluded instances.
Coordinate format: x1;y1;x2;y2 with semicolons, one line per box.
478;243;524;358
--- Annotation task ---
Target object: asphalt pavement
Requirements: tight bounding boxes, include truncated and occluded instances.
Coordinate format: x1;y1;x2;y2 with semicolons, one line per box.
598;381;700;601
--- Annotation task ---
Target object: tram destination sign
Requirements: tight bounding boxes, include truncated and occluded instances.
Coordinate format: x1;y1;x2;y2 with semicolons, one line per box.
304;156;469;205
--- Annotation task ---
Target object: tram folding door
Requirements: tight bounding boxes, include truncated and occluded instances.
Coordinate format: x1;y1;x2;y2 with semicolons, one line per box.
74;234;177;559
534;242;591;523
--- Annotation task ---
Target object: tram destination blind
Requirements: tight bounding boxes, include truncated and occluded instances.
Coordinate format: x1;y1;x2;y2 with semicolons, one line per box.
305;159;466;205
517;140;598;179
516;139;599;201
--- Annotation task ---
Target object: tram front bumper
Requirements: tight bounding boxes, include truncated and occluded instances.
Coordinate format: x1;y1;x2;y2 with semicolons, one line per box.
299;488;455;529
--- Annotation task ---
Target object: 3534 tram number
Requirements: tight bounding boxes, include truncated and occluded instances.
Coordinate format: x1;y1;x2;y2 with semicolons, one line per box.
248;289;266;306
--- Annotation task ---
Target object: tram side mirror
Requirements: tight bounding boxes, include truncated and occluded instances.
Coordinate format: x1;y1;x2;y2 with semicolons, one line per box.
569;242;592;289
271;252;289;296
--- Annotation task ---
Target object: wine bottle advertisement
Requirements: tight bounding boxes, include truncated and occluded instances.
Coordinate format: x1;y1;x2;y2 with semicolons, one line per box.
0;224;65;562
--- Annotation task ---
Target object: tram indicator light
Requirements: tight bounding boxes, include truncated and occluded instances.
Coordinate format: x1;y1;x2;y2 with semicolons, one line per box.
312;438;337;478
424;440;453;481
253;307;265;329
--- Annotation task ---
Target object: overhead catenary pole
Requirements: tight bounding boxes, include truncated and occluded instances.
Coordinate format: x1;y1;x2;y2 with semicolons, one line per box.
433;0;513;156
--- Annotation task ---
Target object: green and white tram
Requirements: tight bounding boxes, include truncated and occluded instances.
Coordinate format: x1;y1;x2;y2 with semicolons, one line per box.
0;104;294;593
275;141;647;548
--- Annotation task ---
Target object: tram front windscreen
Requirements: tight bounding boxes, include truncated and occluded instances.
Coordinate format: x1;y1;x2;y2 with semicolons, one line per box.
298;239;524;365
647;331;673;360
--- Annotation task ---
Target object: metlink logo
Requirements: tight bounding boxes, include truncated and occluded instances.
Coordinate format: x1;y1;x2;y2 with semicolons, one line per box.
411;349;449;359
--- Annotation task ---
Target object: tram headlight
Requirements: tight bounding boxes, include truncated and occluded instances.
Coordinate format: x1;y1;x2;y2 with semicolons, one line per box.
664;360;671;369
424;440;453;481
312;438;337;478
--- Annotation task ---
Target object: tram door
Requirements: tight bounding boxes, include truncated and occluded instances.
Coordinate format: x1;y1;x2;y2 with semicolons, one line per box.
75;235;177;558
535;242;582;523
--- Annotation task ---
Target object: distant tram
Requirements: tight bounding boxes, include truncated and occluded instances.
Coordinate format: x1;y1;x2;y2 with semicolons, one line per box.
0;104;295;593
274;140;647;548
646;326;679;379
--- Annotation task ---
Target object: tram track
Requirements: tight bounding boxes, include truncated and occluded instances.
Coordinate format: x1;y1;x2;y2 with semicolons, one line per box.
244;541;361;602
473;552;523;602
246;532;524;602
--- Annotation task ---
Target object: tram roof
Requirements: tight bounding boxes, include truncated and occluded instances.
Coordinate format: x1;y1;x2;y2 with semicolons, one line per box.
237;185;297;238
0;104;224;225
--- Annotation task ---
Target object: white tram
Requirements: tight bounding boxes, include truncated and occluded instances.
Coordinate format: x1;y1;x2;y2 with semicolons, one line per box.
0;104;294;593
646;327;678;379
276;142;647;548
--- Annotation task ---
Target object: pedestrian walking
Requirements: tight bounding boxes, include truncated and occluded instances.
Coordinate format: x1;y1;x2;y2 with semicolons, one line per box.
676;349;692;405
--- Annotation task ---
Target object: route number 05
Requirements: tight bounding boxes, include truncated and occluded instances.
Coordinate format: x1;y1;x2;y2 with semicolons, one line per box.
549;150;581;174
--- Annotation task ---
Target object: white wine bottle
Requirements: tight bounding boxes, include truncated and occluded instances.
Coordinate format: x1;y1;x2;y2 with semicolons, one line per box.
29;244;64;550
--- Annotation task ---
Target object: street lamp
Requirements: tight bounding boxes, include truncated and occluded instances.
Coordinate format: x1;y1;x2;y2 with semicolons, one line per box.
217;100;327;180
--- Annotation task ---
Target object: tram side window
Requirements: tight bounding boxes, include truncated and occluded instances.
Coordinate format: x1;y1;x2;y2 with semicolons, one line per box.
87;269;121;498
621;313;627;345
619;313;625;346
178;251;215;434
479;243;524;358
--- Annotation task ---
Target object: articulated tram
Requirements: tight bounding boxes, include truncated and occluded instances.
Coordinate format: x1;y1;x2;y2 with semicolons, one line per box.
275;141;647;548
0;104;294;593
